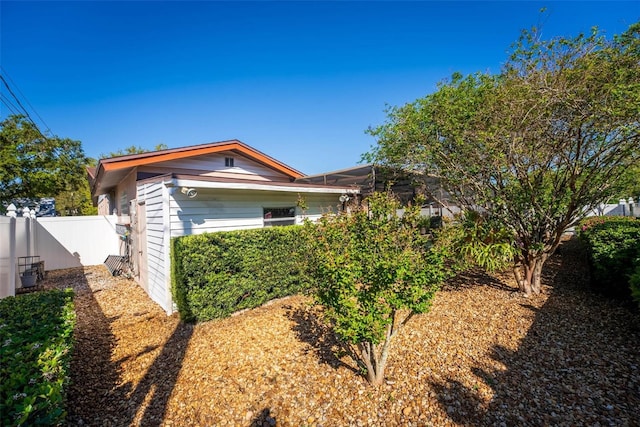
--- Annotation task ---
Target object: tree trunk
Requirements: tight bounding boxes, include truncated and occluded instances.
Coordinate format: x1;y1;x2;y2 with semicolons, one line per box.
358;342;387;386
357;321;398;386
531;253;548;293
513;253;549;296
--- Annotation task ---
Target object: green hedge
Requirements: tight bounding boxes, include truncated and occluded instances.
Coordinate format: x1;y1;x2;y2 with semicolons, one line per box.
172;226;311;322
0;289;75;426
578;216;640;304
631;260;640;307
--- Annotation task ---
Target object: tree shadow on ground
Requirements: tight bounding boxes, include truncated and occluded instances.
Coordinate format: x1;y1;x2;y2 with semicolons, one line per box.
42;267;122;425
286;304;360;375
442;266;515;293
431;238;640;425
117;321;194;425
45;267;193;426
249;407;277;427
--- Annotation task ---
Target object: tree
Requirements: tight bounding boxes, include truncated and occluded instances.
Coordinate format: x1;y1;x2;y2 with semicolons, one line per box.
303;192;448;385
100;143;168;159
616;163;640;201
0;115;89;211
54;181;97;216
366;24;640;296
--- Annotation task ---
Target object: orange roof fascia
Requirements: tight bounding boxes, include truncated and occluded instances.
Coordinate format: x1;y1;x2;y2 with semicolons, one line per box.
100;142;303;178
86;166;97;180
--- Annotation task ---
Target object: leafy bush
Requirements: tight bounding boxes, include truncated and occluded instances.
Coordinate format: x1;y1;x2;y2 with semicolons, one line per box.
0;289;75;426
303;192;448;385
629;260;640;309
436;210;517;274
172;226;310;322
578;216;640;300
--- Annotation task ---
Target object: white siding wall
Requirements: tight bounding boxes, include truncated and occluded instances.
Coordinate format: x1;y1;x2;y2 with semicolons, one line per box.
137;180;171;313
135;181;348;314
169;188;342;237
140;153;290;181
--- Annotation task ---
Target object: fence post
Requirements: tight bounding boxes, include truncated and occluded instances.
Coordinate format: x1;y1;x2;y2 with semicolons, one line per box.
619;198;627;216
22;207;32;257
7;204;17;297
628;197;635;217
30;209;37;260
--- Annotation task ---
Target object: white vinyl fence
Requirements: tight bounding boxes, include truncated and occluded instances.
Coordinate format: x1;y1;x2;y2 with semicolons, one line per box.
585;197;640;218
0;204;121;298
1;196;637;300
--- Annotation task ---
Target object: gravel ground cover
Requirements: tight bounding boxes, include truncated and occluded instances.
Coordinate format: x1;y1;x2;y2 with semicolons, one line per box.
41;238;640;426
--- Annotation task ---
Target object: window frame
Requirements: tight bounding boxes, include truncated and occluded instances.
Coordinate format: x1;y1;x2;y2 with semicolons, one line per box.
263;206;296;227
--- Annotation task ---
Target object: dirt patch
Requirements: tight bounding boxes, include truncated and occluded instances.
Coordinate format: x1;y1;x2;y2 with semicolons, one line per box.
44;239;640;426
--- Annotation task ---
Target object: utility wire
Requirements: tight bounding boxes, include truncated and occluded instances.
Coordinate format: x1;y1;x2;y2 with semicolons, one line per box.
0;74;32;119
0;73;50;142
0;68;89;214
0;68;86;174
1;93;21;116
0;66;52;136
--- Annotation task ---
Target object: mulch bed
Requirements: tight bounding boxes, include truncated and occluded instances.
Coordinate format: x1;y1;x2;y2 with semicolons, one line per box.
41;238;640;426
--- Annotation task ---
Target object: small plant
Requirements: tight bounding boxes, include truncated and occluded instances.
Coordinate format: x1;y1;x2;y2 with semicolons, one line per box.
436;210;517;274
0;289;75;426
304;191;448;385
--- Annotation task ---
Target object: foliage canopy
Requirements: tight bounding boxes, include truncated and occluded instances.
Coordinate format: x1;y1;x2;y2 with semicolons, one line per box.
0;115;91;213
366;23;640;294
100;143;168;159
304;192;447;385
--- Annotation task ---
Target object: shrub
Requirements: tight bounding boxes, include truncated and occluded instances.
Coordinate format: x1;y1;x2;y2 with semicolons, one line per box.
303;192;448;385
0;289;75;426
172;226;310;322
578;216;640;300
630;259;640;309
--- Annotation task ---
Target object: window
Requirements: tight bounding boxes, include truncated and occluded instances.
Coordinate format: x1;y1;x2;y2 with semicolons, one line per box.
119;191;129;215
225;157;234;167
263;207;296;227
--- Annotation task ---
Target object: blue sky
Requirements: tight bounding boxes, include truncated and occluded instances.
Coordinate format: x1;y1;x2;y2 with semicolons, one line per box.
1;1;638;175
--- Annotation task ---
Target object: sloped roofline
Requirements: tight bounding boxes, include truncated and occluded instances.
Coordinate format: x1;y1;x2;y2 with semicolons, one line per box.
89;140;305;200
97;139;303;177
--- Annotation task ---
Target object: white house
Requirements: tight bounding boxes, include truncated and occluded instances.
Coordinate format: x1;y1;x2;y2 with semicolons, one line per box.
88;140;359;314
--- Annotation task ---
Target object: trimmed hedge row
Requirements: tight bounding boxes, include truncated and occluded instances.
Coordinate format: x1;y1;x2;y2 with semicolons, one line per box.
0;289;75;426
578;216;640;305
171;226;311;322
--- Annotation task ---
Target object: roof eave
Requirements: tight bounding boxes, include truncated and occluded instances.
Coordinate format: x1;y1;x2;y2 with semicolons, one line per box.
98;140;303;179
167;175;360;195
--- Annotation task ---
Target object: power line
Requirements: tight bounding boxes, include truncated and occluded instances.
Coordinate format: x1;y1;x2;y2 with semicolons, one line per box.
0;73;50;141
0;68;85;170
0;75;31;119
0;66;52;136
0;93;21;116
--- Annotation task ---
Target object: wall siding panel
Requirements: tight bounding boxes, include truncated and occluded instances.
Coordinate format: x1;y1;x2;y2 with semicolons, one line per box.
139;153;290;181
132;180;350;314
168;189;343;237
138;181;170;312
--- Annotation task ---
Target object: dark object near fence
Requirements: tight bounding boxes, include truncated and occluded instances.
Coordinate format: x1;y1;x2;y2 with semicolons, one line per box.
104;255;127;276
18;256;45;288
